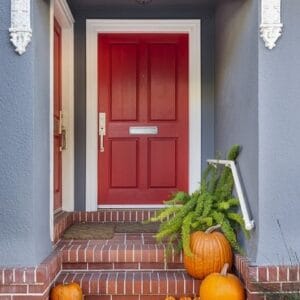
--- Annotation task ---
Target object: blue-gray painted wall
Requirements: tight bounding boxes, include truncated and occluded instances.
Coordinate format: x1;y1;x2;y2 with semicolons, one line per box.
256;0;300;265
70;6;216;211
1;0;299;267
215;0;259;262
0;0;52;267
215;0;300;265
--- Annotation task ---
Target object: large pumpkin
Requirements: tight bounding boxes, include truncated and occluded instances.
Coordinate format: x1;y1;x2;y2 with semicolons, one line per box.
199;263;245;300
183;225;233;279
50;282;83;300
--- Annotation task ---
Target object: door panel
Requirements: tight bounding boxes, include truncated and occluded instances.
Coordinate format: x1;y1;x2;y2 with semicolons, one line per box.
149;138;177;188
53;18;62;211
110;139;138;188
111;44;138;121
98;34;188;205
149;44;177;121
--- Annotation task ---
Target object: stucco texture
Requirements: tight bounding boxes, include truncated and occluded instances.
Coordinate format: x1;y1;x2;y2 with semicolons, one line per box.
256;0;300;265
215;0;300;265
0;0;51;267
215;0;259;262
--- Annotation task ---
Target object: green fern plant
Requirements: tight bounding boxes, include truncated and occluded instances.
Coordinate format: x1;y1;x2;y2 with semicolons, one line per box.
148;144;250;255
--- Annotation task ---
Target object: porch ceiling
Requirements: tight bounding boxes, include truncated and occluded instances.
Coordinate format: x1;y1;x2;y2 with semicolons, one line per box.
68;0;239;10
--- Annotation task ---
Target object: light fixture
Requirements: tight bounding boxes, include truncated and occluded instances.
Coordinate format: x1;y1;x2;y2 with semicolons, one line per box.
136;0;152;5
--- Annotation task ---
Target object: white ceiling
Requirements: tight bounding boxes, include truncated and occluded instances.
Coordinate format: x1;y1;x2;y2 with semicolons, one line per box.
67;0;238;10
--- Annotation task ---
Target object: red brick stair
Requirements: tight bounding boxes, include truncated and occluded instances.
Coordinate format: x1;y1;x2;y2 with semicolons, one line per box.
58;233;184;271
54;210;201;298
55;270;199;298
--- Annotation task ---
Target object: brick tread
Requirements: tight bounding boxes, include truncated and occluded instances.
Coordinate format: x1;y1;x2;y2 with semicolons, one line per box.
59;237;182;265
56;271;200;296
73;210;158;224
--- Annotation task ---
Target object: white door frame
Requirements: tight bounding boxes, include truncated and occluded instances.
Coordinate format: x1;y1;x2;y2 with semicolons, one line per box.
50;0;75;241
86;19;201;211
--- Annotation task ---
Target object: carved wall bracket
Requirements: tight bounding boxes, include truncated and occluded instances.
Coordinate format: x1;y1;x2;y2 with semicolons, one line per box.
8;0;283;54
9;0;32;55
260;0;283;50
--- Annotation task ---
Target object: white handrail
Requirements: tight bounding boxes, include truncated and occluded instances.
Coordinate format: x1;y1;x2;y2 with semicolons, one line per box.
207;159;255;231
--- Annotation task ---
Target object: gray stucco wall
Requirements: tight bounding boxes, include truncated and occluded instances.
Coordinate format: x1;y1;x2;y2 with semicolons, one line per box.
70;6;216;210
215;0;259;262
215;0;300;265
256;0;300;265
0;0;51;267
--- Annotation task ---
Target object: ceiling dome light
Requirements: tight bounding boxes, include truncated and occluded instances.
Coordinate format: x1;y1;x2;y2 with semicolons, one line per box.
136;0;152;4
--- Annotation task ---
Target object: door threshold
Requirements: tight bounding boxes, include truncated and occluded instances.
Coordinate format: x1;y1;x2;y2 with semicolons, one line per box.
98;205;165;209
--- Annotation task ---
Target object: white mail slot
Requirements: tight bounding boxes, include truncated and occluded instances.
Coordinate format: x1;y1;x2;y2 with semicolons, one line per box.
129;126;158;135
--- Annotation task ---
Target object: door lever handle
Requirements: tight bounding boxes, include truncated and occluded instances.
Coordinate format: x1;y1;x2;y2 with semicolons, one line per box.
100;133;104;152
59;110;66;151
99;112;106;152
60;128;67;151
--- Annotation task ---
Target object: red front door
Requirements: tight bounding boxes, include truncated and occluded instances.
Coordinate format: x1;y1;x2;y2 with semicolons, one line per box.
98;34;188;205
54;18;62;211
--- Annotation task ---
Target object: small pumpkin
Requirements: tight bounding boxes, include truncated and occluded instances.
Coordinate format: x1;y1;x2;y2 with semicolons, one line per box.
179;297;192;300
184;225;233;279
50;282;83;300
199;263;245;300
165;297;176;300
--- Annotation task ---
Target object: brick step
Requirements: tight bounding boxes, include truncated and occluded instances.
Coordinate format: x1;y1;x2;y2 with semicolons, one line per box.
85;296;170;300
58;234;183;266
62;262;184;271
54;209;160;243
55;271;200;296
73;209;158;224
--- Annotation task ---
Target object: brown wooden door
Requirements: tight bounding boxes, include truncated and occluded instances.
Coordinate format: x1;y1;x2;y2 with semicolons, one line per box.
54;18;62;211
98;34;189;205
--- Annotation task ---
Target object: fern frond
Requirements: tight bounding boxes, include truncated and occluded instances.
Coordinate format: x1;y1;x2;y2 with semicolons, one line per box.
195;193;205;215
164;191;190;205
212;211;243;253
227;212;250;239
214;145;240;202
207;165;219;193
202;194;213;217
217;198;240;211
182;212;196;256
155;197;198;242
199;216;214;227
147;205;182;223
155;226;181;243
227;144;241;161
147;144;248;258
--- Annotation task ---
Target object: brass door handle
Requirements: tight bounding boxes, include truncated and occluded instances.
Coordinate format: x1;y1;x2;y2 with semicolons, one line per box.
99;113;106;152
60;128;66;151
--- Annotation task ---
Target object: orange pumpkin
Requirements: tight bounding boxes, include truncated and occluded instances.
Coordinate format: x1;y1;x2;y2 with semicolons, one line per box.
184;225;233;279
179;297;192;300
199;263;245;300
50;282;83;300
165;297;176;300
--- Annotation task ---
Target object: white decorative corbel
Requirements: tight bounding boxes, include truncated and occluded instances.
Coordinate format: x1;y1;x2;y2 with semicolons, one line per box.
9;0;32;55
260;0;283;50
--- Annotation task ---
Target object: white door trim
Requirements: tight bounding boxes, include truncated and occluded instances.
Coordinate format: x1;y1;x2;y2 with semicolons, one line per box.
86;19;201;211
50;0;75;241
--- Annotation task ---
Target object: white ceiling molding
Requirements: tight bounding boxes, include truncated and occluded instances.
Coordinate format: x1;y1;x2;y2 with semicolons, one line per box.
9;0;32;55
260;0;283;50
54;0;74;28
